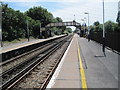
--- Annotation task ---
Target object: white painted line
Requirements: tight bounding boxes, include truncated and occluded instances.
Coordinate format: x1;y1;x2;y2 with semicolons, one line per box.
107;49;112;52
46;36;74;88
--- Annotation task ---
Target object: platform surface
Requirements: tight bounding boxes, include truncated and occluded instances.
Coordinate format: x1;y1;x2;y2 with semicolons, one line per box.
1;35;65;53
47;34;119;89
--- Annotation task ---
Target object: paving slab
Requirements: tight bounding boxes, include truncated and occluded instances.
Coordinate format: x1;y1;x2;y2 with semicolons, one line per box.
1;35;65;53
47;34;81;88
47;34;119;89
78;36;118;88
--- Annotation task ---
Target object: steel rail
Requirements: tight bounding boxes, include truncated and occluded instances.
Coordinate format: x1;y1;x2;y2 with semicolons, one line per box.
0;35;72;90
0;36;67;75
40;36;73;89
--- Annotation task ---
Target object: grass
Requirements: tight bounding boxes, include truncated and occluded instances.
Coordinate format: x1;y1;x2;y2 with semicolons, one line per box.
2;37;38;47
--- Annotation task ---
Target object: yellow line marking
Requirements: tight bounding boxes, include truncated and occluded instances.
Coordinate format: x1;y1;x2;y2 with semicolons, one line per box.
77;40;88;90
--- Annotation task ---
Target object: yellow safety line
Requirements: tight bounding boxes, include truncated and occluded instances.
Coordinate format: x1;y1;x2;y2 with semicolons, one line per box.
77;40;88;90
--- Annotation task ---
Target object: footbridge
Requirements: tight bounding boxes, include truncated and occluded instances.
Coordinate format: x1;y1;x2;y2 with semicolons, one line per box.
46;20;81;28
41;21;81;38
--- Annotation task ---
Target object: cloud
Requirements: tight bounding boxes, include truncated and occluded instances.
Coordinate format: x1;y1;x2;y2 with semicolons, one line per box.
2;0;119;2
52;1;119;25
2;0;79;2
2;0;119;26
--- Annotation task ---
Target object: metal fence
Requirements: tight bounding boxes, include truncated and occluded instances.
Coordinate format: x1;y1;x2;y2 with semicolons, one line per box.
90;31;120;53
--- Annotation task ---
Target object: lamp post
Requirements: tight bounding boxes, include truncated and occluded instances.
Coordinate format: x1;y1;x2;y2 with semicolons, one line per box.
73;15;76;26
84;17;87;26
0;10;3;47
84;12;89;33
84;17;87;35
26;20;29;42
0;27;2;47
102;0;106;56
39;22;41;39
81;19;85;35
84;12;90;41
74;14;76;21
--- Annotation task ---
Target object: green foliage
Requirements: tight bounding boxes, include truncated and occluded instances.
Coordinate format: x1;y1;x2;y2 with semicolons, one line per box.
93;21;100;31
89;25;94;31
104;21;113;32
2;3;64;41
55;17;63;22
64;27;72;34
26;6;54;27
94;21;100;26
50;17;64;35
2;3;26;41
50;27;62;35
91;20;119;32
104;21;120;32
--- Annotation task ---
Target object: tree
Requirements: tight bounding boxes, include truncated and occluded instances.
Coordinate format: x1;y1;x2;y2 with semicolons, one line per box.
26;6;54;27
93;21;100;31
2;3;65;41
2;3;26;41
94;21;100;26
55;17;63;22
2;3;42;41
65;27;72;33
92;20;119;32
104;21;114;32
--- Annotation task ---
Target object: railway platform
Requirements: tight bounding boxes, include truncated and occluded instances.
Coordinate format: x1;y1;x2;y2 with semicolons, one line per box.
47;34;119;89
1;35;66;61
1;35;65;53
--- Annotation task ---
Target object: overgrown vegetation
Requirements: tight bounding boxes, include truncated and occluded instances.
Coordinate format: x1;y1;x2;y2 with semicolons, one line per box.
89;21;120;52
1;3;72;41
89;21;120;32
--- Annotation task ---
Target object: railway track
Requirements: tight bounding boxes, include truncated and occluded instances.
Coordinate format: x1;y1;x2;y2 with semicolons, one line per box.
0;34;73;90
0;36;66;73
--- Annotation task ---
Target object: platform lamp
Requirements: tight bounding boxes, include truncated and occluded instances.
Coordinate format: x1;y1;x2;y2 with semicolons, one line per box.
81;19;85;35
0;10;3;47
74;14;76;21
84;12;90;41
102;0;106;56
26;19;30;42
0;26;2;47
73;14;76;26
39;21;41;39
84;17;87;35
84;17;87;27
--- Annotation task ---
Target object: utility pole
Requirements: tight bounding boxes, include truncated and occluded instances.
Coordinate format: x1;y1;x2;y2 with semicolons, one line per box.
0;26;2;47
84;12;90;41
81;19;85;36
74;14;76;21
0;7;3;47
27;20;29;42
84;17;87;35
39;22;41;39
102;0;106;56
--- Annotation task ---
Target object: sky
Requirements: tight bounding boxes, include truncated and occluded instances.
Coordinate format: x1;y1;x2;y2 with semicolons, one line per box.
2;0;120;30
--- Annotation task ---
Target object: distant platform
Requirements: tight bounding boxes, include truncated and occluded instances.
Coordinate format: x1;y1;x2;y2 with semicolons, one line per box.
1;35;65;54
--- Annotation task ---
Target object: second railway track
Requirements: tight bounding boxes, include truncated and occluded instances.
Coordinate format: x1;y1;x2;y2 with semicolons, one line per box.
0;36;66;73
0;34;73;90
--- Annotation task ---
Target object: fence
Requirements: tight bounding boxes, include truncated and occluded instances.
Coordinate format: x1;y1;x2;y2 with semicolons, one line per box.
90;31;120;53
